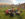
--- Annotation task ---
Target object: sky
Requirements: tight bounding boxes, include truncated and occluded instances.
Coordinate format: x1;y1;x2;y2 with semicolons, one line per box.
0;0;25;4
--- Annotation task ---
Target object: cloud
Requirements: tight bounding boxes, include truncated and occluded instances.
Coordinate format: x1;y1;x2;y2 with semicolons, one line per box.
0;0;25;4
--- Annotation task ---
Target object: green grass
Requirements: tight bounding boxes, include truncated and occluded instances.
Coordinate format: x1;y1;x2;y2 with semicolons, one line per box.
0;8;25;19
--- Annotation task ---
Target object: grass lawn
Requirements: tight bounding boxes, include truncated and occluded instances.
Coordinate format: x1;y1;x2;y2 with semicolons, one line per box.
0;8;25;19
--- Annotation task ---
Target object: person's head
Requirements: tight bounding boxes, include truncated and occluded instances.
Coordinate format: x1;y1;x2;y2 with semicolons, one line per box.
17;8;20;10
12;7;14;10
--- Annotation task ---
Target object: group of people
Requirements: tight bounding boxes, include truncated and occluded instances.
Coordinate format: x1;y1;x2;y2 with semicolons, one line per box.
4;7;22;16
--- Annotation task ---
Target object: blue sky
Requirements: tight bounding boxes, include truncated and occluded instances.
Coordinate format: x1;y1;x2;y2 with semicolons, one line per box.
0;0;25;4
13;0;25;4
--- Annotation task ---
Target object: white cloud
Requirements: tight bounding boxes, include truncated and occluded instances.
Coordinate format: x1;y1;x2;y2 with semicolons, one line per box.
0;0;25;4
